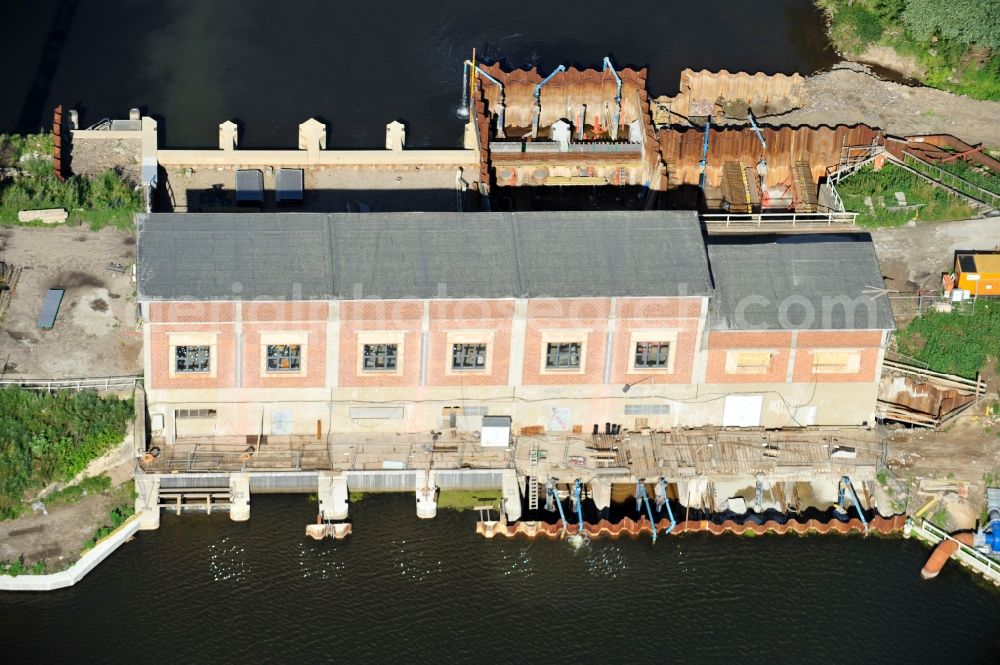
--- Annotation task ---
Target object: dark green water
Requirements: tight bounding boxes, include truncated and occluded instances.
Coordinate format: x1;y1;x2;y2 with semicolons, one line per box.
2;495;999;663
1;0;836;147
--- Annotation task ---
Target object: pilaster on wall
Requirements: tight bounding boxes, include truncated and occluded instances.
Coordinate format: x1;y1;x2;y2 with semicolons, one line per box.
508;299;528;386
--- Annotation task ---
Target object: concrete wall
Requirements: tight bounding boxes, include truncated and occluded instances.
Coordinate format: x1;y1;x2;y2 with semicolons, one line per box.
143;296;887;440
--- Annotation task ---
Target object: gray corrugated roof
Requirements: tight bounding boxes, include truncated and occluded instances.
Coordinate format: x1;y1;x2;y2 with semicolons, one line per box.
136;211;711;301
707;235;896;331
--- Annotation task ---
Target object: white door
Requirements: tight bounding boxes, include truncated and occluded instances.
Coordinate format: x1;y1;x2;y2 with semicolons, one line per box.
722;395;763;427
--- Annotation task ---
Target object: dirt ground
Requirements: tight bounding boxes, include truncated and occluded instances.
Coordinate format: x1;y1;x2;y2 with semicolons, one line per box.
756;62;1000;147
0;460;133;569
162;164;474;213
0;226;142;378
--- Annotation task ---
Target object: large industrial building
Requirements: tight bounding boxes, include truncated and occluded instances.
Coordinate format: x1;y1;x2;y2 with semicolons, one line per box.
136;211;894;446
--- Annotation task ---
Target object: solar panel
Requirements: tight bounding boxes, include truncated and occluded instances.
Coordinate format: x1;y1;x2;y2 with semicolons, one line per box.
37;289;64;329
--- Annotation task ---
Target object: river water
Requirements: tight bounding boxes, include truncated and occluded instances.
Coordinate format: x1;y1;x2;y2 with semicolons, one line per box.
1;495;999;663
3;4;998;662
2;0;837;148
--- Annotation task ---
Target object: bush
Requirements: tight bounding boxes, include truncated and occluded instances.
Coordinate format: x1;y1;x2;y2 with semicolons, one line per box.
902;0;1000;50
0;388;133;520
0;133;143;230
842;4;885;44
896;300;1000;378
83;493;135;550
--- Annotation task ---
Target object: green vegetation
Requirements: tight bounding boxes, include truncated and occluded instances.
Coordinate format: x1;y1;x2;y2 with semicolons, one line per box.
436;489;501;511
930;505;949;528
933;159;1000;197
83;483;135;550
0;133;142;230
0;387;133;521
349;491;366;503
836;163;975;227
0;557;47;576
817;0;1000;100
43;474;113;508
896;299;1000;378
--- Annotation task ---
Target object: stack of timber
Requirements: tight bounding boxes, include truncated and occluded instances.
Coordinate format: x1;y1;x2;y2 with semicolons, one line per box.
877;359;987;428
791;161;817;212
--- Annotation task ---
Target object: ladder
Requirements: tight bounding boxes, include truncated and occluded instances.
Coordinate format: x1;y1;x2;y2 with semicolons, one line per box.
738;160;753;213
527;444;540;511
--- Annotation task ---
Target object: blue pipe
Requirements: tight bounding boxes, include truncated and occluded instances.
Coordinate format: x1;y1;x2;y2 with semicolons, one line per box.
657;478;677;536
636;481;658;544
748;109;767;150
698;115;711;189
532;65;566;139
547;482;569;535
573;479;585;536
467;61;506;137
602;57;622;139
840;475;869;535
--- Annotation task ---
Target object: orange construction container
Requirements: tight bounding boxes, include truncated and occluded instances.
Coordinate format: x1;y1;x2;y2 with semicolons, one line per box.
955;252;1000;296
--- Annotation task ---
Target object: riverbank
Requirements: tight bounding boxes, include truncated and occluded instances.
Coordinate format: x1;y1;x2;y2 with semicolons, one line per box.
760;62;1000;147
815;0;999;100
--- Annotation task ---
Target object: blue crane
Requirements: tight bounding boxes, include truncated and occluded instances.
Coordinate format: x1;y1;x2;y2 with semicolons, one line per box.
602;56;622;140
656;477;677;536
698;115;711;190
835;475;869;535
532;65;566;139
546;480;570;537
635;480;659;544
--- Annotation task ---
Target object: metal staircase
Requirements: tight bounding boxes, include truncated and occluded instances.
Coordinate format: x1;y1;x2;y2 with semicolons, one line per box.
527;444;540;511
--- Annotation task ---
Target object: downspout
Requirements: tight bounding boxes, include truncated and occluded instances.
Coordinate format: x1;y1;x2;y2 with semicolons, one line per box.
603;56;622;140
532;65;566;140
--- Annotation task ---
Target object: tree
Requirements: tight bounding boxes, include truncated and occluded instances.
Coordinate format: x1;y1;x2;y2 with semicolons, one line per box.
902;0;1000;50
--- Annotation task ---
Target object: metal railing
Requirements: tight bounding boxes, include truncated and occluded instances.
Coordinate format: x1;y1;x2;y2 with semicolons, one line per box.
0;375;141;393
918;519;1000;583
899;151;1000;209
700;211;858;229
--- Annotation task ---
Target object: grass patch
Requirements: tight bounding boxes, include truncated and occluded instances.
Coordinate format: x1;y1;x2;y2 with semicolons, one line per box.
896;299;1000;378
82;481;135;550
0;132;142;230
43;474;113;508
0;557;47;576
930;505;949;528
436;490;501;511
836;163;976;227
349;491;365;503
0;387;133;521
933;158;1000;197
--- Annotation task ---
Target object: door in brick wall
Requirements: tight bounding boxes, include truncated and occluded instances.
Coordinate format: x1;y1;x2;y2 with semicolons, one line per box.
722;395;762;427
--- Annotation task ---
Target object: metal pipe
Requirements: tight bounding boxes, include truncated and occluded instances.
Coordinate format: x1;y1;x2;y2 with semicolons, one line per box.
464;61;506;138
532;65;566;139
698;115;711;189
748;109;767;150
547;480;569;536
603;57;622;140
573;479;585;536
838;475;869;535
636;481;658;544
657;478;677;536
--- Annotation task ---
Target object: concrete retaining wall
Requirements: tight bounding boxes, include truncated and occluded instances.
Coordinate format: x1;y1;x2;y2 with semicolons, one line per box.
0;515;140;592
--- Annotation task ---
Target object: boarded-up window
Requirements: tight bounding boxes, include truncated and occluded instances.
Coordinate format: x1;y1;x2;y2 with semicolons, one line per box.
812;350;861;374
725;350;773;375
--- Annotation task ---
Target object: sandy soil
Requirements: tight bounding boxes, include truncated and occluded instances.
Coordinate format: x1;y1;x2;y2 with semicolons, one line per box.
0;462;133;569
759;62;1000;147
0;226;142;378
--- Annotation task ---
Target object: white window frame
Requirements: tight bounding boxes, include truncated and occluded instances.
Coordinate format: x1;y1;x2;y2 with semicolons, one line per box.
445;330;495;375
539;330;589;375
811;348;863;374
168;332;218;378
356;330;406;376
626;330;678;375
725;349;777;375
260;331;309;376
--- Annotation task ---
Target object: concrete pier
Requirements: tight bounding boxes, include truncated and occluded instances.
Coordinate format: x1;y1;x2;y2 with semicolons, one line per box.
229;473;250;522
318;472;349;520
135;474;161;530
501;469;522;522
591;479;613;513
